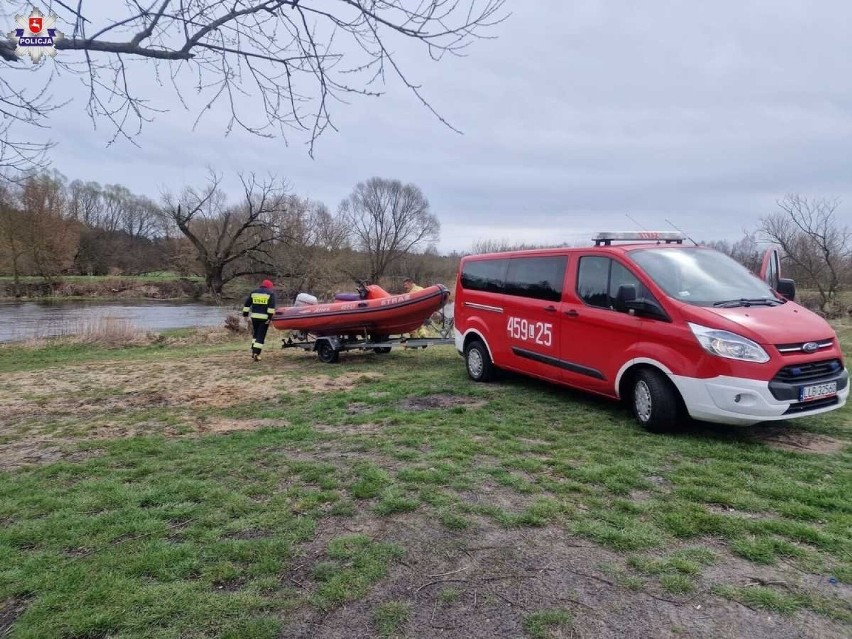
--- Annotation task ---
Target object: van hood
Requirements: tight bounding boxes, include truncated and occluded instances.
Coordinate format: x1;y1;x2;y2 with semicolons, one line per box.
682;302;834;345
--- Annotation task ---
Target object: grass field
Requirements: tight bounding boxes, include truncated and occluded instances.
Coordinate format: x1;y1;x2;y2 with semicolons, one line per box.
0;324;849;638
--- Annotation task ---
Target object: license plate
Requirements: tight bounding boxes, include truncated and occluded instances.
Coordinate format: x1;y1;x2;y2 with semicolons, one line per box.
799;382;837;402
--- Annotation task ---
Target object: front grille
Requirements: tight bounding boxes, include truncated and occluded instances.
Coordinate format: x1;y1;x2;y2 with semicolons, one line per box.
775;339;834;355
784;396;840;414
772;359;843;384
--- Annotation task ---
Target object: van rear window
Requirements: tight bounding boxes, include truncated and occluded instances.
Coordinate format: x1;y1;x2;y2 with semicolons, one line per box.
461;259;507;293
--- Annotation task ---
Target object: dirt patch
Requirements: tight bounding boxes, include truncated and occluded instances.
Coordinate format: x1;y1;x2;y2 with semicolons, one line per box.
313;423;388;436
399;394;487;411
707;504;776;520
293;372;383;394
0;437;73;470
0;417;289;471
456;479;535;514
213;578;246;593
195;418;284;434
345;402;372;415
277;446;406;475
749;427;846;454
706;505;773;520
0;598;28;637
278;514;849;639
647;475;672;490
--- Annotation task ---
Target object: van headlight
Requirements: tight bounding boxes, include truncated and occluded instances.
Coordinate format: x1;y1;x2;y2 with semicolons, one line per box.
688;323;769;363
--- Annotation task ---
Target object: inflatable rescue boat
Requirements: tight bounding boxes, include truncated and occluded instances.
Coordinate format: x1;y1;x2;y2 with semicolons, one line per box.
271;284;450;337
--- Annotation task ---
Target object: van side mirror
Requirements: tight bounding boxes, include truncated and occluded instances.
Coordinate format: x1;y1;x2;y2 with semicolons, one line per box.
625;297;671;322
615;284;636;312
777;278;795;301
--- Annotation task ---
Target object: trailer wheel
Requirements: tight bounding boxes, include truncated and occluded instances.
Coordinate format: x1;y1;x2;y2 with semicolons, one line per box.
464;340;494;382
316;340;340;364
631;368;680;432
371;334;391;354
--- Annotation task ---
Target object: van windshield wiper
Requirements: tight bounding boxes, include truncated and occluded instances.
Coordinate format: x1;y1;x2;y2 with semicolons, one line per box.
712;297;784;308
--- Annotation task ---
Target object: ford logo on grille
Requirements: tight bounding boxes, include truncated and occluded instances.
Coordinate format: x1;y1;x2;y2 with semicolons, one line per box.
802;342;819;353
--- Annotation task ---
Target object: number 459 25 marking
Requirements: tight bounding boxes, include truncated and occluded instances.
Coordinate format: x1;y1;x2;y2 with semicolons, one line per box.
507;317;552;346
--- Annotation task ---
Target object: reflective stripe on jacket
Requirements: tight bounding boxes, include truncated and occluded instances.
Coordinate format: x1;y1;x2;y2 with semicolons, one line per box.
242;286;277;321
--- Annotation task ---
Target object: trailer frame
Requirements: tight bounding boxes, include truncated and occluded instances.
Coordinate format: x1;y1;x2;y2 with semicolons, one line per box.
281;333;455;363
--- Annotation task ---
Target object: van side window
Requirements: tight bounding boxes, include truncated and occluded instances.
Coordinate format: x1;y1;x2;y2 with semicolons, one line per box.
609;261;653;306
578;257;657;309
461;259;507;293
505;256;567;302
577;256;610;308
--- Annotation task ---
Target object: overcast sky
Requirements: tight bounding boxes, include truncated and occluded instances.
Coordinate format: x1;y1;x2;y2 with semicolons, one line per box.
10;0;852;253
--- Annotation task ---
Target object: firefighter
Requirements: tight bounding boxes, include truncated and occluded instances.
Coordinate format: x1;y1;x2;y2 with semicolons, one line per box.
242;279;276;361
402;278;427;341
402;277;424;294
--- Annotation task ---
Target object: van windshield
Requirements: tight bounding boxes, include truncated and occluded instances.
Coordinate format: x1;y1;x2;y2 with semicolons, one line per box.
630;247;782;308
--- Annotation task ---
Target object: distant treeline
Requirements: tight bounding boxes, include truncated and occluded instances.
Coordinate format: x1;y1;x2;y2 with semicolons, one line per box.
2;172;849;314
0;171;460;300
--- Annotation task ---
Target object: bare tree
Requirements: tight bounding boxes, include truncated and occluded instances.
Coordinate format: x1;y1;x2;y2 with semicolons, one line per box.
68;180;104;227
469;238;562;254
339;177;439;282
1;1;507;172
703;232;762;274
0;71;60;179
162;172;289;296
17;172;79;280
0;183;27;291
759;195;852;313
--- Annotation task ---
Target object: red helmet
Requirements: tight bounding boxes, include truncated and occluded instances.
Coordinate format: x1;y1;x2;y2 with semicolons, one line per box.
261;279;273;289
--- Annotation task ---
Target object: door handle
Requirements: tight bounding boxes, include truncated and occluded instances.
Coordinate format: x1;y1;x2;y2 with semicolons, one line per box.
544;305;557;312
564;309;579;317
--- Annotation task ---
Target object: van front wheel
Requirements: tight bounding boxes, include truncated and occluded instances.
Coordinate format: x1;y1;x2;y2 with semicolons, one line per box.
631;369;680;432
465;340;494;382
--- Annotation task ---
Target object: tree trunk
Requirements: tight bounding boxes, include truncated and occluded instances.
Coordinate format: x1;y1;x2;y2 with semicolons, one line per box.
206;266;224;300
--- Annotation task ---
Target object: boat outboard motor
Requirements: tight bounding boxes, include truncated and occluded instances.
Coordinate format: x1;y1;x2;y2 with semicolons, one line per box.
294;293;318;307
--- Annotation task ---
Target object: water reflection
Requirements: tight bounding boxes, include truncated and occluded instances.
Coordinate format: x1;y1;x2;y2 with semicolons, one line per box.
0;299;235;343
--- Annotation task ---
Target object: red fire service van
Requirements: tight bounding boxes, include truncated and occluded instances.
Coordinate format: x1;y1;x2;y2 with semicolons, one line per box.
453;232;848;431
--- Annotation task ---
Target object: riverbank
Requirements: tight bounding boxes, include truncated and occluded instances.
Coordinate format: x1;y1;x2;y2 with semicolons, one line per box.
0;275;207;300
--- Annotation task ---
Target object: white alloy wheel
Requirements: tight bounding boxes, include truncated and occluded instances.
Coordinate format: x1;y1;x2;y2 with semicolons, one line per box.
634;379;653;423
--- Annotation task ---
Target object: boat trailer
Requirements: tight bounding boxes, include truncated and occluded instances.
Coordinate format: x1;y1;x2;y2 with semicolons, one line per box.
281;334;455;363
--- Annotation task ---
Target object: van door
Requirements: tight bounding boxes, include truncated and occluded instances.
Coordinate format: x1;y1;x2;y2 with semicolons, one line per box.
502;256;567;380
559;256;645;396
758;247;796;300
759;248;780;289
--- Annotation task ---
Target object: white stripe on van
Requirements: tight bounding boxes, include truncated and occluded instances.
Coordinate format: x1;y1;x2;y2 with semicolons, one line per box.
464;302;504;313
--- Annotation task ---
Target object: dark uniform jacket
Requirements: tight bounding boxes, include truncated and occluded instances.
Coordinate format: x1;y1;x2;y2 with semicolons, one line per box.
242;286;277;322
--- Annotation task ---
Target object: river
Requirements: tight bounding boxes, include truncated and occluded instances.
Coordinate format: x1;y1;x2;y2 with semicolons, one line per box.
0;300;235;343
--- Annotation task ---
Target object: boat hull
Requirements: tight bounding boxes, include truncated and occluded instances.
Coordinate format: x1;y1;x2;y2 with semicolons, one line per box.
271;284;450;337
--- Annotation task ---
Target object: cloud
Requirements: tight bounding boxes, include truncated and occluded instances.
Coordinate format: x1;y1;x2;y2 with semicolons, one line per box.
12;0;852;254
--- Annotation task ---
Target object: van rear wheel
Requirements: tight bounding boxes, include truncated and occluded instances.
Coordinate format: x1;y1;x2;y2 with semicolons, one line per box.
631;369;680;432
464;340;494;382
